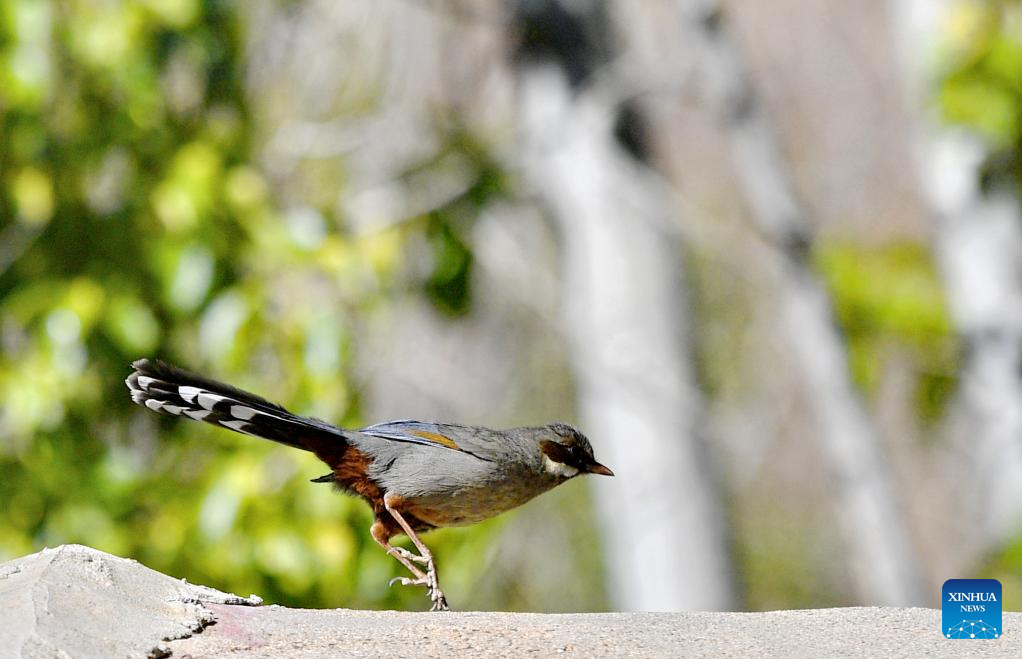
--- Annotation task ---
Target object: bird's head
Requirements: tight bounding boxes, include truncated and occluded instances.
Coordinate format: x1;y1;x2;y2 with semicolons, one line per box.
537;422;614;479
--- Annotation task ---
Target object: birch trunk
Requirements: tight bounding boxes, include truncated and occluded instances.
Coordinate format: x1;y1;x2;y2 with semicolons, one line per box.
512;0;735;608
675;0;924;605
517;67;735;611
894;0;1022;548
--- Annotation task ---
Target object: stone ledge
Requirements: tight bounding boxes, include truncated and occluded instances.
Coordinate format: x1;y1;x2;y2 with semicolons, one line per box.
0;544;259;658
0;545;1017;658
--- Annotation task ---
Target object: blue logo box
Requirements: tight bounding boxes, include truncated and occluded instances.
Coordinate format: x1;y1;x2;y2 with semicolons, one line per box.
942;579;1002;639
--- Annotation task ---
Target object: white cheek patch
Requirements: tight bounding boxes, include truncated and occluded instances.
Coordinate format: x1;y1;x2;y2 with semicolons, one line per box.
543;454;579;478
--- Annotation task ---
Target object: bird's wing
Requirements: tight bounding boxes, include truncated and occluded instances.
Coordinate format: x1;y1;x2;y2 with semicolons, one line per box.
358;420;496;462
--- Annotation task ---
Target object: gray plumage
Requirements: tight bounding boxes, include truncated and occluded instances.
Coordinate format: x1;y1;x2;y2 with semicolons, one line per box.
352;424;567;526
124;361;608;514
125;358;612;610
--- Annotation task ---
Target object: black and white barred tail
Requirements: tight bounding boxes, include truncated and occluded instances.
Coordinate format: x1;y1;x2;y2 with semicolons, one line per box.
125;358;347;453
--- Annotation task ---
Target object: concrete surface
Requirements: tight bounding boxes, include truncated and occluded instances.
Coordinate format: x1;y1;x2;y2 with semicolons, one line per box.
0;545;1018;658
170;604;1020;658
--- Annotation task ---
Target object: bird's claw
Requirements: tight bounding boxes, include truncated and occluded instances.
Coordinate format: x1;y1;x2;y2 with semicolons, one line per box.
387;546;430;565
387;565;449;611
424;565;448;611
389;575;424;588
430;588;450;611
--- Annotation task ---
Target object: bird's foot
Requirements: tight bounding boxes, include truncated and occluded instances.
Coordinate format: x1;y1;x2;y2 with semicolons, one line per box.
424;560;448;611
429;582;449;611
387;562;449;611
387;546;430;565
430;593;449;611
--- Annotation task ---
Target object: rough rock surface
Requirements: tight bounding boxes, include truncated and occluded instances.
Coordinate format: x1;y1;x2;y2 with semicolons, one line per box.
0;545;1018;658
0;545;260;658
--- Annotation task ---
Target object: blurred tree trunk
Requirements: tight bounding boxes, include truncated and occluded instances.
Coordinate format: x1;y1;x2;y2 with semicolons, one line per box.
894;0;1022;549
512;1;735;611
675;0;924;604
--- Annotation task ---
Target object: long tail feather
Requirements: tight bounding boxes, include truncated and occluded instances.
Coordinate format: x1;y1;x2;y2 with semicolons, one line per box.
125;358;346;452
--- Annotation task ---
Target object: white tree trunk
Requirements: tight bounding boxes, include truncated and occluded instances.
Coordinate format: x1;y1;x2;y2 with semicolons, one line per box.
518;65;735;611
894;0;1022;548
675;0;924;605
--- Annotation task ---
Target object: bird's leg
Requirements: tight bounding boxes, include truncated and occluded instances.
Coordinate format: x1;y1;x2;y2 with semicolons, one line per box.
383;495;449;611
371;521;428;580
372;515;444;606
388;545;430;566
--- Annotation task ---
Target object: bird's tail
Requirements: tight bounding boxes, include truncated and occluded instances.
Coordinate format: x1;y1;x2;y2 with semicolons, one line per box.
125;358;347;454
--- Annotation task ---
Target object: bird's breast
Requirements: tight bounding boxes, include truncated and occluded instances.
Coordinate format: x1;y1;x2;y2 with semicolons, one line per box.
400;469;559;528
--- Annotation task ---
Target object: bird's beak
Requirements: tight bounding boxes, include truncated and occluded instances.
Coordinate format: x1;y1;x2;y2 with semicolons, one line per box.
587;462;614;477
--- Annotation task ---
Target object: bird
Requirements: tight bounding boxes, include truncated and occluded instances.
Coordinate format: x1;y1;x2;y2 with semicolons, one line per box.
124;358;613;611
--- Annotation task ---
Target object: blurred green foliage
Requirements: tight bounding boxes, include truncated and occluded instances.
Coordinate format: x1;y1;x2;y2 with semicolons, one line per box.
982;533;1022;610
419;136;507;316
733;500;845;612
940;1;1022;150
940;0;1022;592
941;0;1022;195
0;0;518;611
815;242;958;426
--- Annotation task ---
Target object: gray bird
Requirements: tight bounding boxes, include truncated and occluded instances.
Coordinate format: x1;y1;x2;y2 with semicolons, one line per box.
125;359;613;610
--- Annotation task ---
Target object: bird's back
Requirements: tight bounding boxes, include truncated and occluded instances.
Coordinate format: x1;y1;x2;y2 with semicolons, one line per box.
351;428;557;527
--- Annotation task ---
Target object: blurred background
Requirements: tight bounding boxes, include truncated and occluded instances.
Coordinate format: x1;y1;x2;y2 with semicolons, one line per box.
1;0;1021;613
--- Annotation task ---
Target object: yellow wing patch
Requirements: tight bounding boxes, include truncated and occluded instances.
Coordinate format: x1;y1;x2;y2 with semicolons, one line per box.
410;430;460;450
